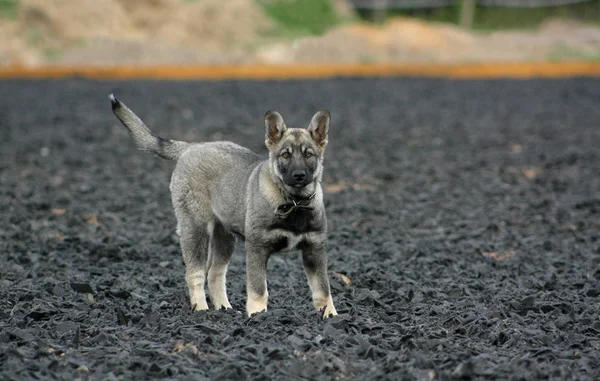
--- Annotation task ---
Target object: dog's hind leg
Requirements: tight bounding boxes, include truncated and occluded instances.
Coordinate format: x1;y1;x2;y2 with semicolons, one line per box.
179;221;210;311
207;221;234;310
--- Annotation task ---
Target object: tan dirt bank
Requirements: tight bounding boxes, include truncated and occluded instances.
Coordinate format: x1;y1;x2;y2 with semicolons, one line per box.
1;0;600;66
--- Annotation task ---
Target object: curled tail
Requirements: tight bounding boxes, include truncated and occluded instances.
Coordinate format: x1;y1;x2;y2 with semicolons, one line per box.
109;94;188;161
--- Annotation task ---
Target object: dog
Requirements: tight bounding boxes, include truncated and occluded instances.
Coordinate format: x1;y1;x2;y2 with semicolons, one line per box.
108;94;337;318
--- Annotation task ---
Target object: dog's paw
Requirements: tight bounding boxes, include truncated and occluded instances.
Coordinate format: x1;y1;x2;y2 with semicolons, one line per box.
314;295;337;319
320;305;338;319
192;304;209;312
213;301;233;311
246;305;267;317
209;292;232;311
191;298;209;312
246;291;268;317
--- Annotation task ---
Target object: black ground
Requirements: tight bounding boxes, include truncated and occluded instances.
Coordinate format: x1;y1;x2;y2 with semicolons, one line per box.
1;77;600;380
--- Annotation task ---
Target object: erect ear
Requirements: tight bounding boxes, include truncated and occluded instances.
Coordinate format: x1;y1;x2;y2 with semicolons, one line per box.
307;110;330;148
264;110;287;148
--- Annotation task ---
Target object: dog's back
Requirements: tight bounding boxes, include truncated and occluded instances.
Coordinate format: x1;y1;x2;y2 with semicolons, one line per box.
110;94;263;237
170;141;262;237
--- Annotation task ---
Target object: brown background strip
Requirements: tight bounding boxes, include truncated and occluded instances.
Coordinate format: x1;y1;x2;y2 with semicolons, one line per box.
1;62;600;80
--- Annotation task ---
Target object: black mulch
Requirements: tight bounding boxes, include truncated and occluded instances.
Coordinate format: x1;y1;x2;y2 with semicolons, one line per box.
1;77;600;380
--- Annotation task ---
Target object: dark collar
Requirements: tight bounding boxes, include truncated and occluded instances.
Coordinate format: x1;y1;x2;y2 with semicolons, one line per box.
274;192;316;219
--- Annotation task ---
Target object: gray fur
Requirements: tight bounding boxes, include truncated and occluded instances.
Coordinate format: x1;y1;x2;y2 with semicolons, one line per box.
110;94;188;160
109;95;337;317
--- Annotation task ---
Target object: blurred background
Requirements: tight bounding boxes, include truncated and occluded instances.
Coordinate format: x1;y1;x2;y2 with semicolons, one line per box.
1;0;600;67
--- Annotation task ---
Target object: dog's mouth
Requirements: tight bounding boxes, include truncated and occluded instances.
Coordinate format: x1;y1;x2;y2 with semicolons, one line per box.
282;177;311;189
282;181;314;197
284;180;311;190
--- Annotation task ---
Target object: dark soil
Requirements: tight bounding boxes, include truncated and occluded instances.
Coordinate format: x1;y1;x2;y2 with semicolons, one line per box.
1;77;600;380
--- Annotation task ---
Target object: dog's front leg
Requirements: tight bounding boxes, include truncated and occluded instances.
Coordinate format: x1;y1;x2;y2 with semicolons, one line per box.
245;242;270;316
300;240;337;318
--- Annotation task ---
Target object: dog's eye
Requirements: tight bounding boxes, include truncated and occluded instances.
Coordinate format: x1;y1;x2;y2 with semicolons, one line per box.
281;152;291;159
305;151;314;158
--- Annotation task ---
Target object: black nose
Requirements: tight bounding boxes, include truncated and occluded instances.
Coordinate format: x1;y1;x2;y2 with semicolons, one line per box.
292;170;306;182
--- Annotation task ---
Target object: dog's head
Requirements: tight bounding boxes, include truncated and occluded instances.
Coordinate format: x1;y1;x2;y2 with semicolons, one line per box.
264;110;330;197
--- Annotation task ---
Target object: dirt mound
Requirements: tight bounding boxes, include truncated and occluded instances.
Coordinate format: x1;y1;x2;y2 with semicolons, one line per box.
2;0;272;66
257;18;476;63
258;18;600;64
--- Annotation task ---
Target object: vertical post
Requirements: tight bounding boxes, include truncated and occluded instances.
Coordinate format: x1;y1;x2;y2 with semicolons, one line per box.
373;0;388;24
459;0;476;29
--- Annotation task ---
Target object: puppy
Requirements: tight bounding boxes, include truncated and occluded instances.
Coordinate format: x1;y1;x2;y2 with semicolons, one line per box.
109;95;337;317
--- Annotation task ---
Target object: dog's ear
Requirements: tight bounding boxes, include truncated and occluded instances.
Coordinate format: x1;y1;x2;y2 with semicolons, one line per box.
307;110;330;148
265;110;287;148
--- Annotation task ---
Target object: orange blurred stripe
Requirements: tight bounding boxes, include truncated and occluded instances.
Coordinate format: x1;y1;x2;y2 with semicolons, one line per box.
1;62;600;79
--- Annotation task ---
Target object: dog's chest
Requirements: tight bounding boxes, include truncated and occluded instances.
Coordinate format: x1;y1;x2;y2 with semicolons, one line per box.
267;211;325;253
270;210;321;235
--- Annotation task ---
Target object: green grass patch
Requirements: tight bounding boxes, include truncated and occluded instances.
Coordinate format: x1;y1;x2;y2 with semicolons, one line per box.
0;0;19;20
548;44;600;62
259;0;341;35
358;1;600;30
26;26;42;45
44;48;63;61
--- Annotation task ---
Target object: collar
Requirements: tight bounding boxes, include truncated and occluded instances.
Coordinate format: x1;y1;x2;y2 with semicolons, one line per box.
274;192;316;219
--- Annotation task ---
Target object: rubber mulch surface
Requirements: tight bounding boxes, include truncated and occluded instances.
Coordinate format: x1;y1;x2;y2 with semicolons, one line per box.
1;78;600;380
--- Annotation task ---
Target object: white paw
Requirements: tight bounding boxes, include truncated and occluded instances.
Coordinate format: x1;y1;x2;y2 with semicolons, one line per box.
316;295;337;318
322;305;338;318
246;293;268;317
247;306;267;317
212;299;232;310
190;294;209;312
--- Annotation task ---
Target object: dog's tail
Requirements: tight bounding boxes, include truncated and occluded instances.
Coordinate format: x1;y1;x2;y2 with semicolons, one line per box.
109;94;188;161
